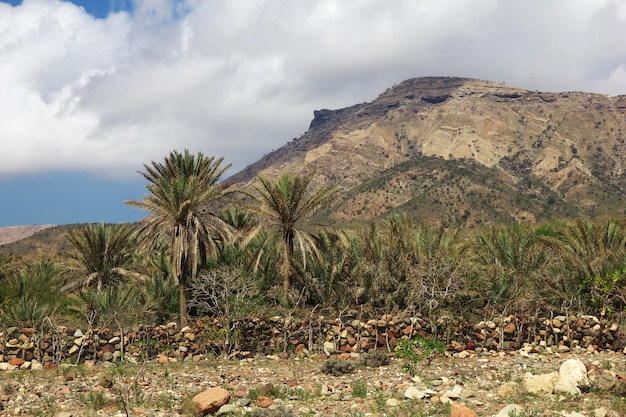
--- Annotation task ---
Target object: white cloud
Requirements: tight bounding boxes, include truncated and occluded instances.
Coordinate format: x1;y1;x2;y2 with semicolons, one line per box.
1;0;625;181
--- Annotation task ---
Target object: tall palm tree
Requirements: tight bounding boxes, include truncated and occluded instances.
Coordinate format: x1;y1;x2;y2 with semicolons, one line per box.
242;172;337;303
126;150;235;326
64;223;141;292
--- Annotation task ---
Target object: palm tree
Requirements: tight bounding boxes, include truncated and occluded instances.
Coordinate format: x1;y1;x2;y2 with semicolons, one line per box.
473;224;548;313
542;219;626;315
242;172;337;303
64;223;142;292
126;150;235;326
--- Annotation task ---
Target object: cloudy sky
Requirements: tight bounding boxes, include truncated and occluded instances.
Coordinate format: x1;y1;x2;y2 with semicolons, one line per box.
1;0;625;227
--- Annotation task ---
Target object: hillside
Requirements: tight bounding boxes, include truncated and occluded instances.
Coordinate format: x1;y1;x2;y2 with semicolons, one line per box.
231;76;626;227
0;225;56;246
0;224;85;256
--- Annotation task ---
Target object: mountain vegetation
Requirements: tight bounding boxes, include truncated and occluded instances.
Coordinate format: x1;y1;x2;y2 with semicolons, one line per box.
2;77;626;330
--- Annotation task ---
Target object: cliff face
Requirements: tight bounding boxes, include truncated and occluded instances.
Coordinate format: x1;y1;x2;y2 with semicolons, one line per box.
230;77;626;227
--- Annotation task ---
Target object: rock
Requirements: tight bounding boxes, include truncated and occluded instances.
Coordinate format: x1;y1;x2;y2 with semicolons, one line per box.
593;407;608;417
404;386;426;400
595;373;617;391
216;403;236;415
555;358;590;395
443;389;461;399
7;358;24;367
192;387;231;416
256;395;274;408
323;341;335;355
503;323;516;334
523;371;559;394
5;327;20;338
386;398;400;407
0;362;17;371
234;384;248;398
494;404;523;417
449;402;478;417
497;382;521;397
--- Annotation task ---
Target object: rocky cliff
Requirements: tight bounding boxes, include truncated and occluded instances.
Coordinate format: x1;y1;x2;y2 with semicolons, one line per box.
230;77;626;227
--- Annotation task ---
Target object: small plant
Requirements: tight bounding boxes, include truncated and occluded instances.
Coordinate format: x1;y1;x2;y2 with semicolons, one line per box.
320;358;357;375
395;336;445;376
152;392;176;410
247;387;261;401
360;350;390;368
83;390;108;410
352;379;368;398
245;405;299;417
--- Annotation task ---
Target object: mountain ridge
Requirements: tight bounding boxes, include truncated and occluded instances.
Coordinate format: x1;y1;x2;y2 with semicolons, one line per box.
230;76;626;227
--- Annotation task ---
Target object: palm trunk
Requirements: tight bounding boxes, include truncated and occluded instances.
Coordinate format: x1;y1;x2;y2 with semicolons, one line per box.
179;280;189;327
281;257;291;306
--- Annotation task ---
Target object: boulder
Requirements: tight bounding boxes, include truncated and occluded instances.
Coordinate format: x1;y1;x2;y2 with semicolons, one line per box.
192;387;231;416
555;359;590;395
523;371;559;394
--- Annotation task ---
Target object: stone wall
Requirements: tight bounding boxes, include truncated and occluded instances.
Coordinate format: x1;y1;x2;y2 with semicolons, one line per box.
0;313;624;369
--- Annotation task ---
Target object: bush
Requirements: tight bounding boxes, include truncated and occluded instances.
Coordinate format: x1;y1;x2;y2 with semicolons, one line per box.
320;358;357;375
360;349;390;368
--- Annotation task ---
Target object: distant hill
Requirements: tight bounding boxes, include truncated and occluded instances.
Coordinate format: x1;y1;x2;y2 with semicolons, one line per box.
0;224;85;256
230;76;626;227
0;225;56;246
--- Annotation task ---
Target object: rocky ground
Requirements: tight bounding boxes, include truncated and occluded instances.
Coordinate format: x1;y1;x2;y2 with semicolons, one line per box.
1;347;626;417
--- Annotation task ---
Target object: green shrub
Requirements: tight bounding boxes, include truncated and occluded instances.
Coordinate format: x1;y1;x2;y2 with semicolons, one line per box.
320;358;357;375
395;336;445;376
360;350;390;367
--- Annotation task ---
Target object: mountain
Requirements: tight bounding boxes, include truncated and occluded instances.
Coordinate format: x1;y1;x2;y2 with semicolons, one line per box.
230;76;626;227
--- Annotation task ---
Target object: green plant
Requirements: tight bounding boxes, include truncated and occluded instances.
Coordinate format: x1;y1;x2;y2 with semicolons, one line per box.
395;336;445;376
320;358;357;375
352;379;367;398
247;387;261;401
83;390;108;410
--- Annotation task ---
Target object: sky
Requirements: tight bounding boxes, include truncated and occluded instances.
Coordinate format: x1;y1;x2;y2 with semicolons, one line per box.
1;0;626;227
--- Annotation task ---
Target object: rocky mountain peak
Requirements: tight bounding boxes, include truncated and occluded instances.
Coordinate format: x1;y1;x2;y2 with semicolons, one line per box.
230;76;626;227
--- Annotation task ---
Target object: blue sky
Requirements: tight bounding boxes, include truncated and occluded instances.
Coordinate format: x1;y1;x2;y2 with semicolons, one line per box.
1;0;625;227
1;0;132;19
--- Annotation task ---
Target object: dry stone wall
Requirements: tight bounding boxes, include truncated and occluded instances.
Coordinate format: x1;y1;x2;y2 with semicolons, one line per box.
0;313;624;369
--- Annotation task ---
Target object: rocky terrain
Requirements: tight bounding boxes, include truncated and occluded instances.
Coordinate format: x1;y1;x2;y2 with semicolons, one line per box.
1;349;626;416
230;77;626;227
1;313;626;416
